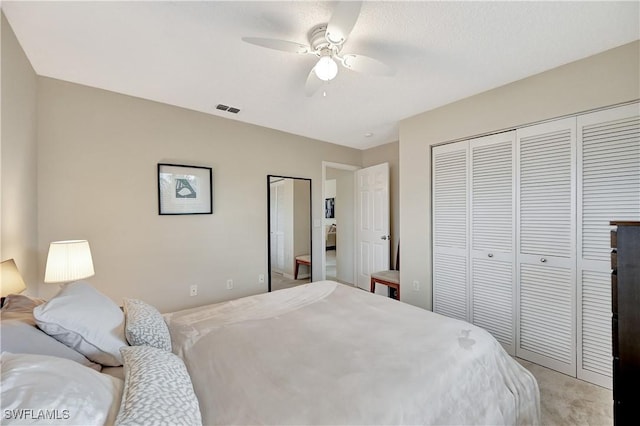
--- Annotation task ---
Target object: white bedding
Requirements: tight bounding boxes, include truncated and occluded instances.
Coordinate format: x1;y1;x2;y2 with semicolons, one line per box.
165;281;540;425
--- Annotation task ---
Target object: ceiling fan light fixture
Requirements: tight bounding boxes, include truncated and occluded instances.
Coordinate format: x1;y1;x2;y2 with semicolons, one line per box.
325;30;344;45
314;56;338;81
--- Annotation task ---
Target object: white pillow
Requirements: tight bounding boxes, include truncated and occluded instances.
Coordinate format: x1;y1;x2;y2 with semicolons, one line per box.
0;352;122;425
33;281;128;366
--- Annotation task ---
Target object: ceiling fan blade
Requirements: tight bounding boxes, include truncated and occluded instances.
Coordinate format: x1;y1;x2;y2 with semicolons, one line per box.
241;37;311;54
304;68;324;97
341;54;395;76
325;1;362;45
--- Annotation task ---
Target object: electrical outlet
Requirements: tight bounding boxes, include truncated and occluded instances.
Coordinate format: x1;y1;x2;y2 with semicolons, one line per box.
258;274;265;284
226;279;233;289
412;280;420;291
190;285;198;296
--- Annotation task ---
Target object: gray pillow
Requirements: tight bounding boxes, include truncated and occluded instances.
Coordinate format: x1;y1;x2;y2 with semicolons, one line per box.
0;320;101;371
33;281;128;366
116;346;202;426
123;299;172;352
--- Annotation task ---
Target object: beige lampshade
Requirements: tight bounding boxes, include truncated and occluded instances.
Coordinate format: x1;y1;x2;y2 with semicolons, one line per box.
0;258;27;297
44;240;95;284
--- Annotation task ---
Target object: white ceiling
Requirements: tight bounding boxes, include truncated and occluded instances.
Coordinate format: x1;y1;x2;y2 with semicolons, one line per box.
3;1;639;149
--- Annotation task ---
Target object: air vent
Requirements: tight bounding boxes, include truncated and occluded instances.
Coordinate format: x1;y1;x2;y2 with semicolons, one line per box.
215;104;240;114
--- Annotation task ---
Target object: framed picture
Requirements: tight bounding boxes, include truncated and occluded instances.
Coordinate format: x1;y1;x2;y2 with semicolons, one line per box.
158;163;213;215
325;197;335;218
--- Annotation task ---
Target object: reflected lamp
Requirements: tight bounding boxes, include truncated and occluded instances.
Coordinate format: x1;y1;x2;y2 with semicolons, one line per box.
1;258;27;297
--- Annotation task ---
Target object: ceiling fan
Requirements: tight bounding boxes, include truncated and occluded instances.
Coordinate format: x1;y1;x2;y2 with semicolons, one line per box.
241;1;395;96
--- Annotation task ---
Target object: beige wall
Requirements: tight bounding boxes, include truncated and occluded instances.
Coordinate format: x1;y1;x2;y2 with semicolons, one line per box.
399;40;640;310
10;12;633;315
37;77;361;312
362;141;400;269
0;14;396;310
1;13;38;293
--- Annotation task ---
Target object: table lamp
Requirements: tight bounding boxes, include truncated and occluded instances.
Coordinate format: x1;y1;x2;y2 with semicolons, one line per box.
44;240;95;284
1;258;27;307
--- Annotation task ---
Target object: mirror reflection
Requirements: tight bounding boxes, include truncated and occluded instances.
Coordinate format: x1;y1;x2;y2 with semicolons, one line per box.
268;175;312;291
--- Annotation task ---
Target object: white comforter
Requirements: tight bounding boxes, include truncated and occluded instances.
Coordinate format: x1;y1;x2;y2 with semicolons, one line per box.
164;281;540;425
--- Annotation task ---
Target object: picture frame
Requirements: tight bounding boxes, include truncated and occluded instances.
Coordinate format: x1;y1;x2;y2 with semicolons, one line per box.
325;197;335;219
158;163;213;215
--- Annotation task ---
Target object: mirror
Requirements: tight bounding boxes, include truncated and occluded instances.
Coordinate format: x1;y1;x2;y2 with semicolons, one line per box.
267;175;312;292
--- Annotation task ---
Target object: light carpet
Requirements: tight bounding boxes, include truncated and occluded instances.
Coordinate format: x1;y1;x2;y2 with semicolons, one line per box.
270;273;310;292
517;358;612;425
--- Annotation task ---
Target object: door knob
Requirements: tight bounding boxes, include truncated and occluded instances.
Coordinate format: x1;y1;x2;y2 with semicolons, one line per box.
381;235;390;240
540;258;547;263
488;253;494;258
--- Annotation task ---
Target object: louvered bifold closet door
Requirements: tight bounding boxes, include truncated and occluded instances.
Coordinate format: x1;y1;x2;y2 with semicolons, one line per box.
516;117;577;376
469;132;516;355
433;142;469;321
577;103;640;388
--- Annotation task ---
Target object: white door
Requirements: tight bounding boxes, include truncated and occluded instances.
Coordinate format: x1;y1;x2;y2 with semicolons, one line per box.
432;142;469;320
356;163;390;291
577;103;640;388
469;132;516;355
516;117;577;376
270;181;286;274
432;133;516;353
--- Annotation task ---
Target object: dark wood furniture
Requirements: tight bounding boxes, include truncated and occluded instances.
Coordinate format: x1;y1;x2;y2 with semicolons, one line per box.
610;221;640;425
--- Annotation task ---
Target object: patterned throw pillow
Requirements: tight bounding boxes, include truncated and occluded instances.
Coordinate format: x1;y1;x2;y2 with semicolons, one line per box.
123;299;172;352
116;346;202;426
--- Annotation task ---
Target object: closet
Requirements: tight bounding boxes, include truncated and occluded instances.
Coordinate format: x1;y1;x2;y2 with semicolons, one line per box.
433;132;516;353
432;102;639;387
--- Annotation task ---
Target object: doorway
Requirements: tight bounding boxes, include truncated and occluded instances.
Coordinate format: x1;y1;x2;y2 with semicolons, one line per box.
267;175;312;292
322;162;359;284
321;162;391;296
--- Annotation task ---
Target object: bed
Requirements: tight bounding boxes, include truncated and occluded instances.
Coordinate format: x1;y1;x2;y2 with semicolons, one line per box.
1;280;539;425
